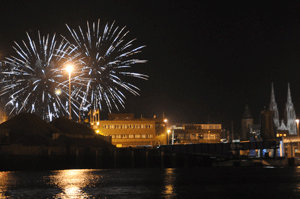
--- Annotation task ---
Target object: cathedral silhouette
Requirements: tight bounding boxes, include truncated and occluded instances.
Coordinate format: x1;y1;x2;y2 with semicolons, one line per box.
269;83;297;135
241;83;297;142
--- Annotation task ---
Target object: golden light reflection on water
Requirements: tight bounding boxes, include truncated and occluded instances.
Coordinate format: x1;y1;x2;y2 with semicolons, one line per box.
162;168;176;198
49;169;93;199
0;171;13;199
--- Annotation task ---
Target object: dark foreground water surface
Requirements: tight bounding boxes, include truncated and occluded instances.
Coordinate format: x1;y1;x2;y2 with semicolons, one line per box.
1;167;300;198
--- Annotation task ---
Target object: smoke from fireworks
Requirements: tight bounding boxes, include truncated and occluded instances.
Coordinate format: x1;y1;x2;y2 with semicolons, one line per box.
62;19;148;114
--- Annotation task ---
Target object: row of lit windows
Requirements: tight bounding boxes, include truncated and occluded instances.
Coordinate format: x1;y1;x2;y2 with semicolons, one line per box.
276;134;287;137
111;134;154;139
177;133;220;140
102;124;153;129
201;124;222;129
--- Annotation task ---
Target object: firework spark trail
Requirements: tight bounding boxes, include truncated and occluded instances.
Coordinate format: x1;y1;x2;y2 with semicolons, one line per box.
0;31;73;121
62;19;148;113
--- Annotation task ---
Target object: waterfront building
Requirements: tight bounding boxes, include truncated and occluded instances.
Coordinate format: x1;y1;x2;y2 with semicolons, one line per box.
171;123;222;144
0;113;114;155
90;113;168;147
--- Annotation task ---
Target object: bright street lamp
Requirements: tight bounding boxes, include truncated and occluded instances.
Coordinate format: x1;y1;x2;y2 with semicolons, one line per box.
66;64;74;120
55;88;62;95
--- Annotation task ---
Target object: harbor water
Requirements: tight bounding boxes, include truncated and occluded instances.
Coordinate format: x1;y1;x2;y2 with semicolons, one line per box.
1;167;300;198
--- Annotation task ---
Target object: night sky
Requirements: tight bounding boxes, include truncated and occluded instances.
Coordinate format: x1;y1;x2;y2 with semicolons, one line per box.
1;1;300;130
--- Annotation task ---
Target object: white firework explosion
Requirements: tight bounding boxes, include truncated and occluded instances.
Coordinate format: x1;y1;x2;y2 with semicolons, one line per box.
0;31;73;121
62;19;148;114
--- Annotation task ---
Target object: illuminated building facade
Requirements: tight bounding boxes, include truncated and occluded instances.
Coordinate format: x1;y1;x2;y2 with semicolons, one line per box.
269;83;297;136
171;124;222;144
90;113;167;147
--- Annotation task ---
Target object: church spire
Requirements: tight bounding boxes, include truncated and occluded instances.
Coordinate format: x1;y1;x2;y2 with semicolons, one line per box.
242;104;252;119
271;82;276;104
285;83;297;135
269;82;280;128
287;82;292;103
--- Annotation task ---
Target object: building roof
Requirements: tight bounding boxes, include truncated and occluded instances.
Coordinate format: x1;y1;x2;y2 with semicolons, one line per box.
50;116;96;136
0;113;62;145
242;104;253;119
0;113;113;147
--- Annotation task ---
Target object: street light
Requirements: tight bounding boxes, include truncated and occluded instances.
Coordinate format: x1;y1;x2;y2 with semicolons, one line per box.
66;64;73;120
167;129;171;145
296;119;300;151
55;88;62;95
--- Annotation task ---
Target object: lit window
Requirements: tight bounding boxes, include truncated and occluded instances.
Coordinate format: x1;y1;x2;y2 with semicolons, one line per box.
116;135;121;139
111;125;115;129
129;134;134;138
122;134;128;139
142;134;146;138
112;135;115;139
148;134;153;138
191;134;196;140
97;122;99;125
276;134;279;137
135;134;141;138
141;125;145;129
123;125;127;129
284;134;286;136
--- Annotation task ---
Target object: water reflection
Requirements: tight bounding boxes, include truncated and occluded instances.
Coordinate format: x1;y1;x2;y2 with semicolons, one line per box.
0;171;13;199
49;169;92;198
162;168;177;198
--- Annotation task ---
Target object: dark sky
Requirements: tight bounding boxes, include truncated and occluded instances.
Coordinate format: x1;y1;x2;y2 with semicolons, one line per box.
1;1;300;130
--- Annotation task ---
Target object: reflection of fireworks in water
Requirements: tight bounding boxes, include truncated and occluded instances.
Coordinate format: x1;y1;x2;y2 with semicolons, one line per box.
0;31;72;121
63;19;148;113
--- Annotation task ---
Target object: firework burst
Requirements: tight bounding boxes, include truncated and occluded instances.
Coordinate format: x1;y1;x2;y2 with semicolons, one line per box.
62;19;148;114
0;31;72;121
